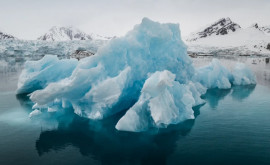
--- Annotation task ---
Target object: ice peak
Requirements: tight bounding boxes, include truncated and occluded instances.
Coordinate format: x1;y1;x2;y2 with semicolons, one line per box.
141;17;151;23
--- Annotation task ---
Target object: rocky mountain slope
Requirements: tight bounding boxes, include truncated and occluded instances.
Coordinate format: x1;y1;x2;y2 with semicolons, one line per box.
38;26;111;41
0;31;16;40
186;18;241;42
252;23;270;35
185;18;270;56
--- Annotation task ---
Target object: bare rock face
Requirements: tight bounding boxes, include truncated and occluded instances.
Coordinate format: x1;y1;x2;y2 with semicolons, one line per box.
0;31;16;40
250;23;270;35
70;48;95;60
187;17;241;42
267;43;270;50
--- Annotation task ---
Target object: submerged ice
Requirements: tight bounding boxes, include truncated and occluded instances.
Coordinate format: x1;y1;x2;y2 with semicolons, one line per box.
17;18;257;132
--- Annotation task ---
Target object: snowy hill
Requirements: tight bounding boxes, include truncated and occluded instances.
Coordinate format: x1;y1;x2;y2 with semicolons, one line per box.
38;26;110;41
185;18;270;56
0;31;16;40
186;18;241;42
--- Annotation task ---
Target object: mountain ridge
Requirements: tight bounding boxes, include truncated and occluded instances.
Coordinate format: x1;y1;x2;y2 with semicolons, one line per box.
186;17;241;42
185;18;270;55
38;26;111;41
0;30;16;40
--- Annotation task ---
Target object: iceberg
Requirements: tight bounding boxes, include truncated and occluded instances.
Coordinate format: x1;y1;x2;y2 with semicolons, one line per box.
17;18;256;132
232;63;256;85
26;18;194;120
194;59;232;89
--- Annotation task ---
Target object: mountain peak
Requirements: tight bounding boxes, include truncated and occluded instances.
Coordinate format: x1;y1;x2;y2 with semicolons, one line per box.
217;17;232;24
38;26;112;41
186;17;241;42
38;26;93;41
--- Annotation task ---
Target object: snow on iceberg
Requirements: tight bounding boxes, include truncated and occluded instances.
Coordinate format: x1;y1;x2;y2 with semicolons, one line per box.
17;18;256;132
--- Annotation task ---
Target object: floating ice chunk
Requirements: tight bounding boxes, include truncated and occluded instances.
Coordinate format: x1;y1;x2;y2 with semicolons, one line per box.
29;109;42;118
232;63;256;85
116;70;195;132
195;59;232;89
17;55;78;94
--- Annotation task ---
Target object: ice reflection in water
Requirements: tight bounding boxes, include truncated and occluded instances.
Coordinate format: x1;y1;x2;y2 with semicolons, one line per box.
13;84;256;165
0;55;270;165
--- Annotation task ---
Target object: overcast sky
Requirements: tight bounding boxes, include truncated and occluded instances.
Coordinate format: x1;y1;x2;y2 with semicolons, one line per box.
0;0;270;40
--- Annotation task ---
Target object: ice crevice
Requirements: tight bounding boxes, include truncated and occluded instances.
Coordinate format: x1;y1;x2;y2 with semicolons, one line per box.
16;18;256;132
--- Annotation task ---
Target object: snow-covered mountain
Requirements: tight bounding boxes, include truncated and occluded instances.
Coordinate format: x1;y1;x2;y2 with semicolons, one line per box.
251;23;270;35
186;18;241;42
185;18;270;55
0;31;16;40
38;26;111;41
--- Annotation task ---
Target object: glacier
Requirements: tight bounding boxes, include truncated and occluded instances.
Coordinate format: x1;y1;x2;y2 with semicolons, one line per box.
17;18;257;132
0;39;106;59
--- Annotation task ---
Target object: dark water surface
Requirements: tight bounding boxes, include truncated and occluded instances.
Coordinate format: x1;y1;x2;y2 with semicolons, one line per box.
0;56;270;165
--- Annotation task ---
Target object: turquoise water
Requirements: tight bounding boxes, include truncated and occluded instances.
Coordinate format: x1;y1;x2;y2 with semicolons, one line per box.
0;57;270;165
